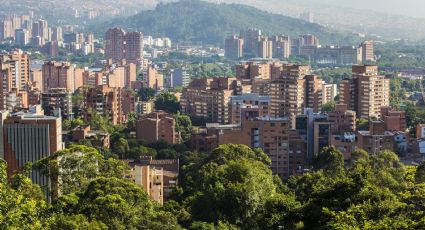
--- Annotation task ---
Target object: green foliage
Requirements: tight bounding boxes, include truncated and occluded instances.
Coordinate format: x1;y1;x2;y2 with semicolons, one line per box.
322;101;336;113
403;102;425;132
99;0;349;45
175;113;193;142
155;92;180;114
0;160;49;229
85;108;112;132
416;161;425;184
189;63;233;78
157;148;178;159
113;138;130;158
48;214;107;230
313;146;344;177
376;42;425;68
138;87;156;101
356;118;369;131
288;150;425;229
314;67;352;84
60;177;180;229
126;112;138;130
8;145;179;229
32;145;129;199
62;118;85;131
179;144;299;229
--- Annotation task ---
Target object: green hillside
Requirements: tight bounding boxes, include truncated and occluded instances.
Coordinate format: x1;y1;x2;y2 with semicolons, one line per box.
98;0;354;45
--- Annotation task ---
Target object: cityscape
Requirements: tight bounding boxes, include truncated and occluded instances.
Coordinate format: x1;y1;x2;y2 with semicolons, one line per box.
1;0;425;229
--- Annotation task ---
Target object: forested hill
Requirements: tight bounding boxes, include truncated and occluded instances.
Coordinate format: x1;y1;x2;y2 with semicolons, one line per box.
96;0;353;45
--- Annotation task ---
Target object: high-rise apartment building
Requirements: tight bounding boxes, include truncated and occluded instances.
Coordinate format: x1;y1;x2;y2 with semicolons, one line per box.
296;108;331;162
225;35;244;59
170;68;190;88
124;32;144;65
192;114;307;180
105;28;144;65
299;34;319;47
3;112;62;197
240;28;261;53
51;27;63;42
269;64;311;128
305;75;324;113
42;61;75;92
339;46;361;65
300;11;314;23
15;29;30;46
32;19;48;42
339;65;390;118
121;89;138;117
360;40;375;64
322;83;338;104
84;85;123;125
129;156;179;203
0;20;13;40
181;77;243;124
229;93;270;124
41;88;73;119
30;69;43;90
327;104;356;135
105;28;126;62
136;112;179;144
146;66;163;90
272;35;291;59
0;51;30;91
256;36;273;59
235;62;272;82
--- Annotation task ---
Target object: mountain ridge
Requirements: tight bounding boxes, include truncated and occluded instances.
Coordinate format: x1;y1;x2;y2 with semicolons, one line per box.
95;0;356;45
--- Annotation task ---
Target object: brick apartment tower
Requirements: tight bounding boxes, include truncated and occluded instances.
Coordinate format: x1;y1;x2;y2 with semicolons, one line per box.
339;65;390;119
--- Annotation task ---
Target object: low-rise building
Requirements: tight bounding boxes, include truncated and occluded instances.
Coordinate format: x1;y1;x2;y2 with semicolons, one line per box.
128;157;179;204
136;112;179;144
71;125;110;148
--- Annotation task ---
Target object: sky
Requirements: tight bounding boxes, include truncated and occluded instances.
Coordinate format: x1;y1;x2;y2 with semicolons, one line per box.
317;0;425;18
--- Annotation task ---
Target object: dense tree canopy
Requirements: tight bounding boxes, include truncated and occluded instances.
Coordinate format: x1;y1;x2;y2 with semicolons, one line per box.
2;143;425;229
175;113;193;143
138;87;156;101
155;92;180;114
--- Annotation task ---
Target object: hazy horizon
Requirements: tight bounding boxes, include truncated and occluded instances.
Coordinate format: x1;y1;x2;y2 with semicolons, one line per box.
299;0;425;18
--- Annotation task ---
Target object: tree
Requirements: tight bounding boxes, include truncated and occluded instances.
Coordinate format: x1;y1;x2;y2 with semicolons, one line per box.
155;92;180;114
60;177;180;229
313;146;344;177
288;149;417;229
0;160;50;229
157;148;178;159
85;108;111;132
322;101;336;113
190;158;277;228
32;145;129;199
356;118;369;131
62;118;85;131
416;161;425;184
181;144;296;229
175;113;193;142
404;102;424;135
112;138;130;158
138;87;156;101
126;112;138;130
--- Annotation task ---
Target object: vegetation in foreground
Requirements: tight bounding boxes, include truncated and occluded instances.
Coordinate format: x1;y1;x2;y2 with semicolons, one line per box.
1;144;425;229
